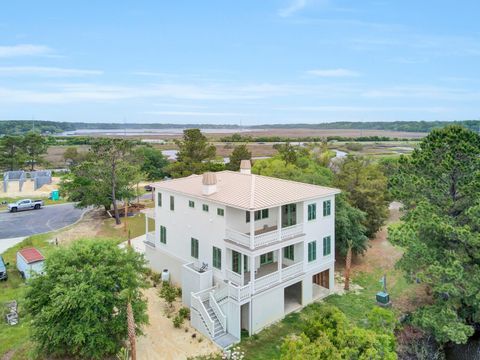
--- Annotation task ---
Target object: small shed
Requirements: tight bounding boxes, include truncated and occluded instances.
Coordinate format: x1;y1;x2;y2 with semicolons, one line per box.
16;247;45;279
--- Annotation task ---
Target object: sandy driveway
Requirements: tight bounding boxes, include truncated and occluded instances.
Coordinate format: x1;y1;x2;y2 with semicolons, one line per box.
136;288;219;360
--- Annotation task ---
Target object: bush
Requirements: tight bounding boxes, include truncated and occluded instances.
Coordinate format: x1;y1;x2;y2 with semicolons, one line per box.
173;314;184;328
151;272;161;286
179;306;190;319
159;281;178;308
345;142;364;151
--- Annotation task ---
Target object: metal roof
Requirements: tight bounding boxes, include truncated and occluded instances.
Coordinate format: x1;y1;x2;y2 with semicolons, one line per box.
18;247;45;264
151;171;340;210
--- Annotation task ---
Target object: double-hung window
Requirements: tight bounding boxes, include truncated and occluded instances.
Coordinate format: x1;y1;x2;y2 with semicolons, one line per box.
191;238;199;259
203;204;209;212
217;208;224;216
323;200;331;216
323;236;331;256
308;203;316;221
308;241;317;262
189;200;195;208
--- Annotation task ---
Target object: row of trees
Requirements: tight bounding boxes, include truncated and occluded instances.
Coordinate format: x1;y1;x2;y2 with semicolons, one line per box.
389;125;480;345
0;132;49;171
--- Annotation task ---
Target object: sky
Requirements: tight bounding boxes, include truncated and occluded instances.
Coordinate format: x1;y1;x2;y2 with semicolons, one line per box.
0;0;479;125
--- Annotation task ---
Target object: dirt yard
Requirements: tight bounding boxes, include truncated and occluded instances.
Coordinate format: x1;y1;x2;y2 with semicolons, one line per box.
136;287;219;360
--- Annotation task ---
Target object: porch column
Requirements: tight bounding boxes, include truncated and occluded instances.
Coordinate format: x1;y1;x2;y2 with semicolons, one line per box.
144;211;149;235
278;248;282;282
249;210;255;250
240;252;244;286
250;254;255;293
277;206;282;241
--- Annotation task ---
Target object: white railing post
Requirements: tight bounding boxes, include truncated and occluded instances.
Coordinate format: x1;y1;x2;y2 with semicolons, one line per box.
277;206;282;242
249;211;255;250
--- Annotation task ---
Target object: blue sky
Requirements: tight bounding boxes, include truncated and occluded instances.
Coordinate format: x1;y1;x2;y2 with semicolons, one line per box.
0;0;479;124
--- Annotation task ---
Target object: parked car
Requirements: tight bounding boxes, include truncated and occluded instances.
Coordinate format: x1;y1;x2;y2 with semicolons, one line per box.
0;256;8;281
7;199;44;213
16;248;45;279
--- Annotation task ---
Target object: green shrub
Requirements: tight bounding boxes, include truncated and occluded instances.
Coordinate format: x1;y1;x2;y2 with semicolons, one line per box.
179;306;190;319
159;281;177;308
173;314;184;328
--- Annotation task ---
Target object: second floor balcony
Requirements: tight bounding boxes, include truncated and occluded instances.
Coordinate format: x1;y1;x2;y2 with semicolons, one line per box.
226;223;304;249
225;202;304;249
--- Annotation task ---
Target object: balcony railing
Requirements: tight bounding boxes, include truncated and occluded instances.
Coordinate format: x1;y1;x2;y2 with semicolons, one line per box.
226;261;304;300
145;231;156;247
225;223;304;249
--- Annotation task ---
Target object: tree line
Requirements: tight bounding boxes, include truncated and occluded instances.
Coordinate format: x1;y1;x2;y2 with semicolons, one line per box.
0;132;49;171
2;119;480;135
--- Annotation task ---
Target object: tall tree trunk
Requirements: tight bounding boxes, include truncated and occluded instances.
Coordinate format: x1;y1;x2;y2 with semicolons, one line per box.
127;301;136;360
112;161;121;225
344;242;352;291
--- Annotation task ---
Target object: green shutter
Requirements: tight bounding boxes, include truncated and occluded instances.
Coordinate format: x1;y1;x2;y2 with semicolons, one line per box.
191;238;199;259
170;196;174;211
160;226;166;244
189;200;195;208
323;236;331;256
308;241;316;262
217;208;224;216
158;193;162;207
203;204;209;212
213;247;221;269
308;203;316;221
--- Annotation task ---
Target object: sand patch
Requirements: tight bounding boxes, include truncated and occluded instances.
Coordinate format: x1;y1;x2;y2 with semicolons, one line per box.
136;287;219;360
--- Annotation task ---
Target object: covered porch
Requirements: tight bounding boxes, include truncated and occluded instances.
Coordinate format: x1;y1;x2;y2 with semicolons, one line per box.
225;242;304;294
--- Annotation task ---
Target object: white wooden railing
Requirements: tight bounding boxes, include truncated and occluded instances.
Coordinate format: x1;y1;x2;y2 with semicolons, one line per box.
281;261;304;281
281;223;303;240
145;231;156;246
254;230;279;247
214;286;229;303
228;282;251;302
226;223;304;249
226;269;243;286
225;228;250;247
210;292;226;332
191;293;215;337
254;271;280;292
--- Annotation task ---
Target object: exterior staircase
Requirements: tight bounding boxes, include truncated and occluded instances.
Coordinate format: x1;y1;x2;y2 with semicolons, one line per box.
203;300;225;338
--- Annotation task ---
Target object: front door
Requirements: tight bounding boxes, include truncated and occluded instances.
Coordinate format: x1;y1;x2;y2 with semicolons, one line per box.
282;204;297;228
232;251;242;274
260;251;274;265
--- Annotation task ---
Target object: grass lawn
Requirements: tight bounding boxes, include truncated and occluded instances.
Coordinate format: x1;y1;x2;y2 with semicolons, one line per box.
0;233;53;359
237;267;417;360
97;211;154;242
0;207;148;359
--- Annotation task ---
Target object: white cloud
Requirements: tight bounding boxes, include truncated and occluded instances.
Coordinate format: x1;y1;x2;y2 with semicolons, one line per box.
143;111;244;117
0;66;103;77
275;105;450;113
0;44;52;57
278;0;308;17
307;68;361;77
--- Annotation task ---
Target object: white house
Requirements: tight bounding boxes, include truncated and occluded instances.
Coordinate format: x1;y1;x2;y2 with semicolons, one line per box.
144;160;340;348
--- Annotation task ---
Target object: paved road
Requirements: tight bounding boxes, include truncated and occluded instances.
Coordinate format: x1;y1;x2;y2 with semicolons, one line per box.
0;203;86;240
